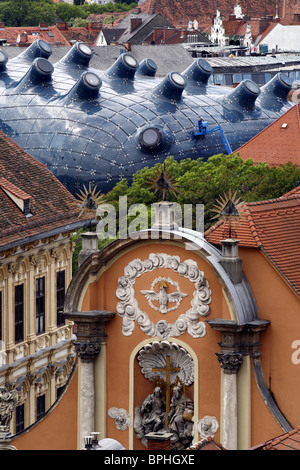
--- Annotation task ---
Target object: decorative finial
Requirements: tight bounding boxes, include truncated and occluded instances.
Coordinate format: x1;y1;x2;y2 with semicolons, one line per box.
147;163;179;200
76;182;105;217
212;189;244;238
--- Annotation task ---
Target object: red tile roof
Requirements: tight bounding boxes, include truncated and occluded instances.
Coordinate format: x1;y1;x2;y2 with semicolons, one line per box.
205;188;300;295
57;24;100;46
86;12;130;27
0;131;92;249
235;105;300;167
223;17;276;41
252;425;300;450
0;24;70;47
138;0;298;31
187;436;226;450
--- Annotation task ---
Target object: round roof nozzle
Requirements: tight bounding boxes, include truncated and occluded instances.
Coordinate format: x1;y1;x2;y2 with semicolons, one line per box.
0;49;8;71
138;58;157;77
152;71;186;101
225;79;260;110
106;53;138;80
66;71;102;101
139;127;162;149
59;42;94;67
182;58;213;86
30;57;54;84
19;39;52;61
260;72;292;101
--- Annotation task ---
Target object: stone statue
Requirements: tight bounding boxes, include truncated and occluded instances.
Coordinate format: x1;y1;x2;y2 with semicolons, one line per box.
140;387;166;434
168;385;194;449
0;386;18;433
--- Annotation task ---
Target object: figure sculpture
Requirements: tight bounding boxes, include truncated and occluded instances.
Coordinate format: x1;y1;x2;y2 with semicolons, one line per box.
140;387;166;434
168;385;194;449
0;386;18;432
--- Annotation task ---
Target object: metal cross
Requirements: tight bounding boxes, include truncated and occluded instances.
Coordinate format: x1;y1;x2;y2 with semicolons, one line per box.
152;355;180;428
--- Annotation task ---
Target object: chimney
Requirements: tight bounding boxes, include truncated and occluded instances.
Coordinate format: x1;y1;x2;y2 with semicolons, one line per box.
56;22;68;31
90;21;102;31
152;202;180;230
0;22;5;30
39;22;48;30
130;17;143;33
220;239;242;284
78;232;99;267
17;32;28;45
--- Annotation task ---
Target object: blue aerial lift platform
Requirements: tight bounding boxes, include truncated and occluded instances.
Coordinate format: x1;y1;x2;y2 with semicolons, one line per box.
193;120;232;154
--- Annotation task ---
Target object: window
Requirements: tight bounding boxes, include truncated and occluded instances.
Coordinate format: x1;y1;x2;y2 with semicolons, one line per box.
233;73;243;84
15;284;24;343
15;403;24;433
56;271;65;326
36;394;45;421
36;277;45;335
57;385;65;399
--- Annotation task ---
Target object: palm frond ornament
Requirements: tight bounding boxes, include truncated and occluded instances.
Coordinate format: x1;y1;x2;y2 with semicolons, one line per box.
76;182;105;217
212;190;244;239
147;163;180;200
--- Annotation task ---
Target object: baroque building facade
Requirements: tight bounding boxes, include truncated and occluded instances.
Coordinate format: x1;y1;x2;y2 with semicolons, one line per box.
0;130;92;436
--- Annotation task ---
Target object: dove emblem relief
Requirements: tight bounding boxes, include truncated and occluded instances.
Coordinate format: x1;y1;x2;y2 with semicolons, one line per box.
116;253;212;339
141;278;188;314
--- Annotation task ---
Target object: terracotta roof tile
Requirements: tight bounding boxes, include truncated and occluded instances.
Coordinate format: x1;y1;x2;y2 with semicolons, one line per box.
253;425;300;450
139;0;300;31
205;188;300;295
187;436;226;450
58;26;99;46
0;131;92;249
236;105;300;166
0;25;70;46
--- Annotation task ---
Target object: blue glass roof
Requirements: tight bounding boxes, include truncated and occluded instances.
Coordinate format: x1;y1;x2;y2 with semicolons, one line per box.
0;40;293;194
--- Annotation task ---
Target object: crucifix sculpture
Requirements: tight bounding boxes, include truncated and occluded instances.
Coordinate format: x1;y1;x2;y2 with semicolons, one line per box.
152;355;180;429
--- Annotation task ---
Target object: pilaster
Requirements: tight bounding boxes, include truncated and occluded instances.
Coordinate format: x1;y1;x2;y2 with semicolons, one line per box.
64;310;115;449
207;319;270;450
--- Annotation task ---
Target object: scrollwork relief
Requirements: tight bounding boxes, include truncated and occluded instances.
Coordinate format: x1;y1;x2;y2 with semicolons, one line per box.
116;253;212;339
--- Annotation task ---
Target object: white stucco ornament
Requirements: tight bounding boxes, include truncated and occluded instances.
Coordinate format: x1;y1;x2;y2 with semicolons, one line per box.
108;407;132;431
116;253;212;339
196;416;219;438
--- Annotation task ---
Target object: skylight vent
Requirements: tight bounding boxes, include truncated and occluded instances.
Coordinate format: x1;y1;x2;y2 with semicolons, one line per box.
0;178;33;217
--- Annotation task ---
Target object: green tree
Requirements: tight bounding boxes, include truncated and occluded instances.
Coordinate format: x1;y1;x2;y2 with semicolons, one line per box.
103;155;300;230
0;0;56;26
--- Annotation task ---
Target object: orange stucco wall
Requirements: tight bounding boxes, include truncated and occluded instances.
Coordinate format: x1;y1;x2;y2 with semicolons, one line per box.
82;240;232;449
239;247;300;446
10;366;78;450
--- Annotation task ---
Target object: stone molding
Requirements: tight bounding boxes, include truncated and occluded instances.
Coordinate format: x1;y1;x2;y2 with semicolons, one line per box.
65;310;115;362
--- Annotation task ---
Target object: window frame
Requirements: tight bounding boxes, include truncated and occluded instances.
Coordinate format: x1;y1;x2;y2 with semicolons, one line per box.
15;284;24;343
56;270;66;327
36;276;46;335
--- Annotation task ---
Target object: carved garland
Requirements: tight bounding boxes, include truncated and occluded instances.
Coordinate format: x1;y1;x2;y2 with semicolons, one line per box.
116;253;212;339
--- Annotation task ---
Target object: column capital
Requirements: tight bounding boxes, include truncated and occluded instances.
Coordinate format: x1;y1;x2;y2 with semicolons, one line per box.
73;341;101;362
216;352;243;374
207;319;270;373
64;310;115;362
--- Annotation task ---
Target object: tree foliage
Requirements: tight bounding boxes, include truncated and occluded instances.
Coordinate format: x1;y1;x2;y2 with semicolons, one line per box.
104;154;300;230
0;0;56;26
0;0;137;26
